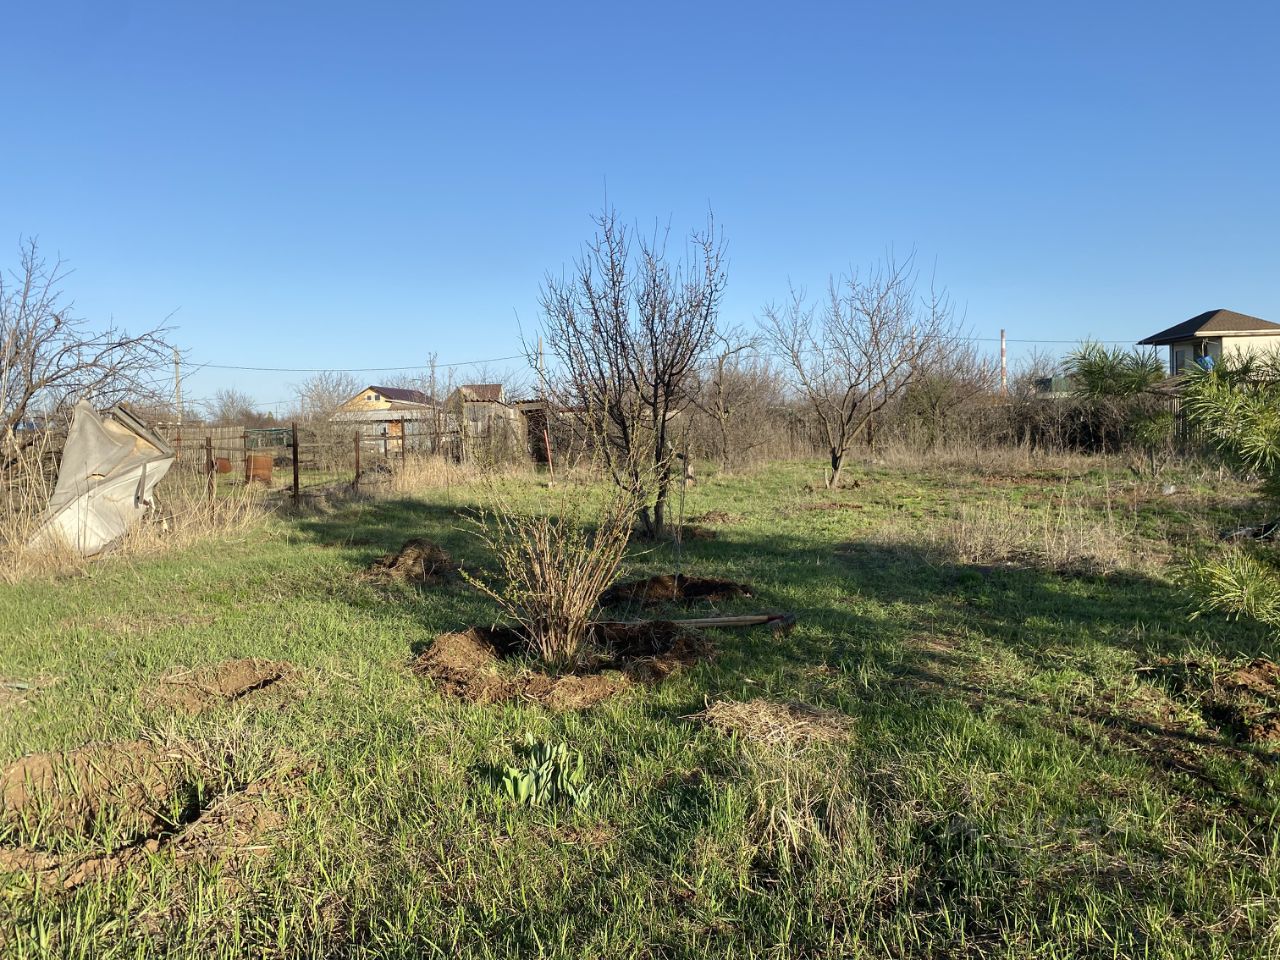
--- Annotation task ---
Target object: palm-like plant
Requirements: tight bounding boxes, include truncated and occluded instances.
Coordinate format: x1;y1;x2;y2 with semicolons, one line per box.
1182;351;1280;635
1064;341;1171;464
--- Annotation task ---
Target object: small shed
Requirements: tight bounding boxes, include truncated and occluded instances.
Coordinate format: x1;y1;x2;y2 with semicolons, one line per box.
1139;310;1280;374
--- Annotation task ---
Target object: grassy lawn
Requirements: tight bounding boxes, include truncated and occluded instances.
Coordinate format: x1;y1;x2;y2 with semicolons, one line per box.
1;458;1278;958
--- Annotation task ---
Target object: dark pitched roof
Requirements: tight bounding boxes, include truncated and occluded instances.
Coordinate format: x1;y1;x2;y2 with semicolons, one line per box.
1139;310;1280;346
367;385;433;406
458;383;505;403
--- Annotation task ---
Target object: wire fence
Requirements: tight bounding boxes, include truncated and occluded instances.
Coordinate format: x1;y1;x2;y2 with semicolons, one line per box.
155;415;531;500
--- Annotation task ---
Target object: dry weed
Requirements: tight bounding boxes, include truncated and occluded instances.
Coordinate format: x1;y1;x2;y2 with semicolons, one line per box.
701;698;854;747
0;468;267;583
910;491;1145;574
874;439;1103;477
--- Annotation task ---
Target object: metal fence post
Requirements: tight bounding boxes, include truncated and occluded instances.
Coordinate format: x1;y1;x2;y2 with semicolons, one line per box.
353;430;361;490
205;436;215;501
291;422;300;501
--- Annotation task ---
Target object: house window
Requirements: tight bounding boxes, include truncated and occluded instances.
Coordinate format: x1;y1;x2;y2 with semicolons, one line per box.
370;393;380;402
1173;349;1187;373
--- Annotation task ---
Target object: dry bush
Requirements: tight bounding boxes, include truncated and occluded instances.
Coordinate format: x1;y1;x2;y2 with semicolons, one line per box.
462;488;638;669
120;484;267;557
918;492;1144;574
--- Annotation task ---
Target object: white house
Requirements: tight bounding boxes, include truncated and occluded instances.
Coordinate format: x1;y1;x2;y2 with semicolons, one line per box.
1138;309;1280;374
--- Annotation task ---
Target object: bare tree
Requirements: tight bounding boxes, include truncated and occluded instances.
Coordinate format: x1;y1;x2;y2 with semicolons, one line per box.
205;388;261;425
539;209;727;538
690;328;788;470
900;338;999;449
1;240;173;448
290;370;361;422
762;256;958;488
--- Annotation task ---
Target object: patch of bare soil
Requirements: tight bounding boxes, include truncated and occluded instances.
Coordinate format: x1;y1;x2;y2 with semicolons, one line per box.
0;741;294;892
363;538;455;585
1153;657;1280;745
690;510;741;525
600;574;752;607
142;658;294;715
412;621;711;709
0;676;58;709
680;524;718;540
699;698;855;747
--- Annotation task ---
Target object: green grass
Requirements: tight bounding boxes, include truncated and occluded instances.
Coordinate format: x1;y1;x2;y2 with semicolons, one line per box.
1;459;1278;958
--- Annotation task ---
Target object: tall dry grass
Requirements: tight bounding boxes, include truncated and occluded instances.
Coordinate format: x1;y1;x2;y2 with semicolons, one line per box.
383;454;484;496
913;490;1146;574
872;439;1105;478
0;451;268;583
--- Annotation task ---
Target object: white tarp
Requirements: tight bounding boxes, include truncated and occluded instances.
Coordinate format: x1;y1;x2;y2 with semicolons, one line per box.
29;402;175;556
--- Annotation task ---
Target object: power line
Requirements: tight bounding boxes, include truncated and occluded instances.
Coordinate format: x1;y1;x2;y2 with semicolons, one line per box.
189;335;1135;377
196;353;525;373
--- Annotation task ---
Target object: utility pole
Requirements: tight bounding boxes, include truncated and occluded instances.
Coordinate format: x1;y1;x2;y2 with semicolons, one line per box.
173;347;183;460
999;329;1008;397
537;335;555;481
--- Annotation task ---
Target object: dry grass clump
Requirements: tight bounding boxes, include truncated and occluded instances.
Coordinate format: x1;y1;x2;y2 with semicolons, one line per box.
0;469;267;583
462;487;638;669
384;454;480;495
916;493;1144;574
874;439;1102;478
700;698;854;748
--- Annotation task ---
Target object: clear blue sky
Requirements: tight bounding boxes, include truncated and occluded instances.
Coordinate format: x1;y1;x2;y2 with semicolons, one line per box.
3;1;1277;410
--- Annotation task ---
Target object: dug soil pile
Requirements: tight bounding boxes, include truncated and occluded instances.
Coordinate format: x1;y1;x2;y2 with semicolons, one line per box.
364;538;455;585
413;621;711;710
0;740;295;891
600;573;752;607
142;658;294;715
1154;656;1280;744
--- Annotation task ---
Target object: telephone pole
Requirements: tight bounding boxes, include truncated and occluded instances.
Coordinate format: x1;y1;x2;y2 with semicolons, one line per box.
999;329;1008;397
537;336;555;481
174;347;183;460
173;347;183;425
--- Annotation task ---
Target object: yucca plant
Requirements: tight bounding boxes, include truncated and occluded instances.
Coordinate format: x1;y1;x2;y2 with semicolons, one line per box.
1182;352;1280;635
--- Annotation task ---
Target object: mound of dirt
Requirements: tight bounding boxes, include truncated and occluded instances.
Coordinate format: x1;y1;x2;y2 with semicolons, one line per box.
412;620;710;709
0;741;297;892
690;510;741;525
365;538;455;585
143;658;293;715
699;698;855;748
600;574;752;607
0;740;203;844
1153;657;1280;745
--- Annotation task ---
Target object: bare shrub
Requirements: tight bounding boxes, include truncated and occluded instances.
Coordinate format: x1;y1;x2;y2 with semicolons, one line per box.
462;488;638;669
1;240;173;447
